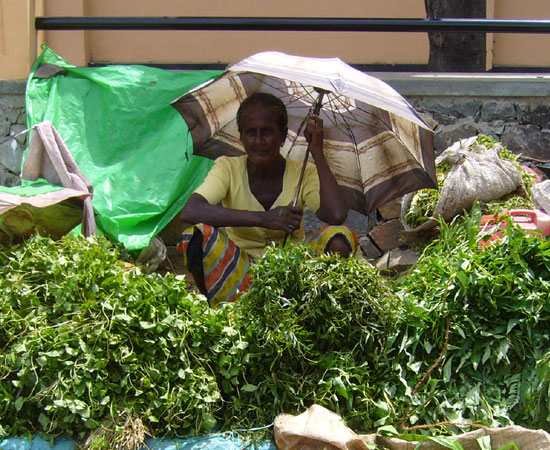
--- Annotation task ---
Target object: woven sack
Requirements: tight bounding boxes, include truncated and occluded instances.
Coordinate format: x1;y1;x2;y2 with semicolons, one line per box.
401;137;522;233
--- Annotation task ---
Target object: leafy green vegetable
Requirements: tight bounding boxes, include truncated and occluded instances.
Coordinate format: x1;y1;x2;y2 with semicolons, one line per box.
225;244;401;432
0;234;237;445
1;219;549;448
396;204;550;430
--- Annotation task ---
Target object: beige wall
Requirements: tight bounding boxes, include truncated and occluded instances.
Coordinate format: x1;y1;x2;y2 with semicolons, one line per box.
2;0;550;80
493;0;550;67
54;0;429;67
0;0;37;79
42;0;89;66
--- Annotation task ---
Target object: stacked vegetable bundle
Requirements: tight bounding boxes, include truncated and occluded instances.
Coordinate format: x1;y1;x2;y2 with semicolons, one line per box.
0;236;239;446
1;209;550;448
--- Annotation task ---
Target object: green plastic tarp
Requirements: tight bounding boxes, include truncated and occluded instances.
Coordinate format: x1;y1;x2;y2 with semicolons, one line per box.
25;46;223;250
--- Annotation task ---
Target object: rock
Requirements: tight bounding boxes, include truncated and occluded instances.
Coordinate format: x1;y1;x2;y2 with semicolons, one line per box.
434;119;479;153
410;97;481;120
518;102;550;129
430;111;457;126
480;100;517;123
488;120;506;135
501;124;550;160
369;218;406;252
0;138;22;177
378;196;402;221
375;247;420;273
10;124;28;145
358;235;382;260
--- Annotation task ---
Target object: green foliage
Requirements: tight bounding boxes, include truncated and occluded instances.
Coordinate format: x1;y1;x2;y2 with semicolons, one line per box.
1;225;550;447
225;244;401;432
396;205;550;430
0;234;238;442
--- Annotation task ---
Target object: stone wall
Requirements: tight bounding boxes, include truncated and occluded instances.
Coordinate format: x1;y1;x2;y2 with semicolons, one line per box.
383;73;550;161
0;80;27;187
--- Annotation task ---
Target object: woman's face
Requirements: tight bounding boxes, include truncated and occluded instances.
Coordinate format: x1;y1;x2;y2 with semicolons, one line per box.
239;106;287;168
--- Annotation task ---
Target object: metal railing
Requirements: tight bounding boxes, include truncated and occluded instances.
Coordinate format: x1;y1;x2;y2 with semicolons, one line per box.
34;17;550;33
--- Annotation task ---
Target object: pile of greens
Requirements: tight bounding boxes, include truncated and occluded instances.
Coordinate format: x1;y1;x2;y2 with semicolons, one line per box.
1;213;550;448
0;235;238;447
395;206;550;430
404;135;536;229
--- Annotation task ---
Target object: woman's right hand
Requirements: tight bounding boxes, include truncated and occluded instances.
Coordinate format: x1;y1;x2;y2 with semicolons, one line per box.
263;206;303;233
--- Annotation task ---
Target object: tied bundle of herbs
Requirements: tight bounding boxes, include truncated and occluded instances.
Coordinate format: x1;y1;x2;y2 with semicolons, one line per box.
396;205;550;431
225;244;404;433
0;234;244;447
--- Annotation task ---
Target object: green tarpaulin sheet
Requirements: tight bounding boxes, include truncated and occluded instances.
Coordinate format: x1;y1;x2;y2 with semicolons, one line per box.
25;46;223;250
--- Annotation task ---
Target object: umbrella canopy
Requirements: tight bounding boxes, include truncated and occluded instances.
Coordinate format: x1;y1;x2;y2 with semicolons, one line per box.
172;51;436;214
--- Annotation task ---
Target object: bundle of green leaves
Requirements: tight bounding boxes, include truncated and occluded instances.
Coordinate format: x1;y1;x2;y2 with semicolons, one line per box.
395;205;550;431
2;219;550;448
223;244;402;433
0;234;243;446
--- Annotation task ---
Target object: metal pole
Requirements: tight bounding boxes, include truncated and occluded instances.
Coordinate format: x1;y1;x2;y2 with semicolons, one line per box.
35;17;550;33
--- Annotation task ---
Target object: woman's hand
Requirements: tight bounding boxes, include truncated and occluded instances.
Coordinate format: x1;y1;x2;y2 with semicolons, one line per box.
180;194;303;233
303;115;349;225
262;205;303;233
304;115;324;159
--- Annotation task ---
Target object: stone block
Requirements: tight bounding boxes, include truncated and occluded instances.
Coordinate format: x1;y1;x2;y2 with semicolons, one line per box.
480;100;517;123
375;247;420;273
434;119;479;153
430;111;457;126
501;124;550;160
0;95;26;110
10;124;28;145
369;218;406;252
410;97;481;120
358;235;382;260
378;196;402;221
0;138;23;175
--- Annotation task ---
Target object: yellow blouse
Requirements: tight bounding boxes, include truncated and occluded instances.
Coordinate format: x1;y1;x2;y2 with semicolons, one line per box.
194;155;320;259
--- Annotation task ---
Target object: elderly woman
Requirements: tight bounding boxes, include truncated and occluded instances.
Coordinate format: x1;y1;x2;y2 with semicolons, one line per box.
178;92;358;307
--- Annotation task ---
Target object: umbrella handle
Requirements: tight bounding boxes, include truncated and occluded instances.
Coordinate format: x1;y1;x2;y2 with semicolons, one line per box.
283;90;327;246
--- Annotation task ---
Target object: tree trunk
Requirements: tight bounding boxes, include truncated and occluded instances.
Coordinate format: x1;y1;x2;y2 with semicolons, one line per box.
425;0;486;72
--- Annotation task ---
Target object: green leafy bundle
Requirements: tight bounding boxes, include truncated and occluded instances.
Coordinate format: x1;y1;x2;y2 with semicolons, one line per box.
0;235;243;443
2;223;550;447
396;206;550;430
224;244;402;433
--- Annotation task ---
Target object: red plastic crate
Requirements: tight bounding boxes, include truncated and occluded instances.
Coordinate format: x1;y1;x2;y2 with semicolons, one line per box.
479;209;550;246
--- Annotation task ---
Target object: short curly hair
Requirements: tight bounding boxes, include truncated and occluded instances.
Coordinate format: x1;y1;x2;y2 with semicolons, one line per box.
236;92;288;136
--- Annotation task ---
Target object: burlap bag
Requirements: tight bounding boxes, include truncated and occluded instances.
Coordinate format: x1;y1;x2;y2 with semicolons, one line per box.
375;425;550;450
275;405;550;450
274;404;371;450
401;136;522;233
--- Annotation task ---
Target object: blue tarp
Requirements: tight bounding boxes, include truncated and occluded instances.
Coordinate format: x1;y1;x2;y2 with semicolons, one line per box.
0;433;276;449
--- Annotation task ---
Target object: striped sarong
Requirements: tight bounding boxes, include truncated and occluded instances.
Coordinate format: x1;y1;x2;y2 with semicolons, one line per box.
177;223;358;308
176;224;252;308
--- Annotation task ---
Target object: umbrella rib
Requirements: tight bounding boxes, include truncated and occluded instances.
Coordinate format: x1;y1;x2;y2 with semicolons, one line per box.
334;109;366;200
244;73;319;107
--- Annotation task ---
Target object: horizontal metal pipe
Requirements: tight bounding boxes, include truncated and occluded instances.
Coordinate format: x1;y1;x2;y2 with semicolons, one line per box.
34;17;550;33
